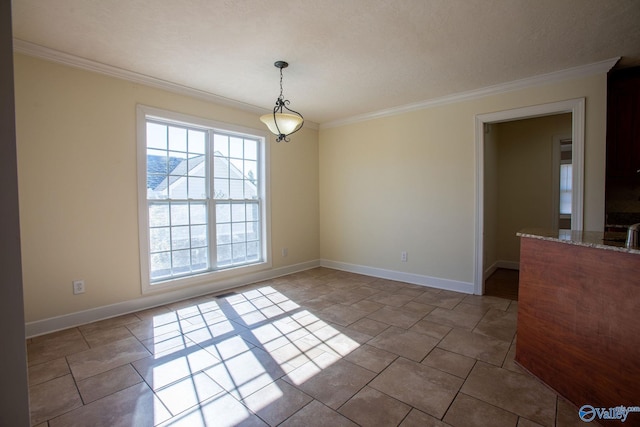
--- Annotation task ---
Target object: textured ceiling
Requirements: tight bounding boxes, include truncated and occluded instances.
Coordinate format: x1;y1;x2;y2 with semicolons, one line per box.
11;0;640;125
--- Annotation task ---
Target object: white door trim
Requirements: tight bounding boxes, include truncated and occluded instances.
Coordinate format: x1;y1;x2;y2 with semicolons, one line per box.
474;98;585;295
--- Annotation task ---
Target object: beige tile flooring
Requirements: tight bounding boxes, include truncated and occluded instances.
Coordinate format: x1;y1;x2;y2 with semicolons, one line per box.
27;268;590;427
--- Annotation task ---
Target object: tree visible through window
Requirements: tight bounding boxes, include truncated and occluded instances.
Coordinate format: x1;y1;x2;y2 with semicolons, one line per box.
142;115;264;284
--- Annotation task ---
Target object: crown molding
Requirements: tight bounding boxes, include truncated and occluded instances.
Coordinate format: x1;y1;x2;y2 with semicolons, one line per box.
12;39;614;132
320;57;620;130
12;39;320;130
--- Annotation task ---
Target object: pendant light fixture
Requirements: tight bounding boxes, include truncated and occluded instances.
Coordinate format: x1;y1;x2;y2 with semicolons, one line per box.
260;61;304;142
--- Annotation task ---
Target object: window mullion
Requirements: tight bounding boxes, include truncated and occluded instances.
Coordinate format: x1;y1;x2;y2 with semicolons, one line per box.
257;199;263;262
207;129;217;271
168;200;174;276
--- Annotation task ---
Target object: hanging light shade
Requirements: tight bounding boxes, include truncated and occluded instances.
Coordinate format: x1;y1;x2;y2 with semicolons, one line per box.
260;61;304;142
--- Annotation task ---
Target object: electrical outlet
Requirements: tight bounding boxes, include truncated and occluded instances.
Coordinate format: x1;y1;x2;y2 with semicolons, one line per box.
401;251;408;262
282;247;288;257
72;280;85;295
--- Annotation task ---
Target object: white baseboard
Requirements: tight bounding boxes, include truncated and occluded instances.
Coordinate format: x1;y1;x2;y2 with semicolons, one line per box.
25;260;320;338
320;259;474;294
484;260;520;280
26;259;480;337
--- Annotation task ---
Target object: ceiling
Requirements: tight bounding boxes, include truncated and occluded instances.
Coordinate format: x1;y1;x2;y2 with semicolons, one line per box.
11;0;640;126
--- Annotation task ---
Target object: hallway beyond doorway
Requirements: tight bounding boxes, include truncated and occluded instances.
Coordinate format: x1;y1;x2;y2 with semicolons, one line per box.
485;268;519;301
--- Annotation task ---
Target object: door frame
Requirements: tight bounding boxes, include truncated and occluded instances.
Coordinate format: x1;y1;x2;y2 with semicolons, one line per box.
474;98;585;295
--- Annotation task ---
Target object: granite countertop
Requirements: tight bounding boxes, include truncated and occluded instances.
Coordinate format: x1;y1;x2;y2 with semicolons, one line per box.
517;228;640;255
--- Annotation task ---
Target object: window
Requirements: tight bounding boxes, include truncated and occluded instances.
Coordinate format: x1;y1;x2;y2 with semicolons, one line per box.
554;138;572;230
559;163;572;215
138;106;269;291
559;139;573;218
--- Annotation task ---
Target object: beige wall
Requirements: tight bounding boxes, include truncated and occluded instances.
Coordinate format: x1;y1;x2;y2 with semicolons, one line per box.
15;51;608;323
14;54;320;323
319;73;607;286
494;114;572;265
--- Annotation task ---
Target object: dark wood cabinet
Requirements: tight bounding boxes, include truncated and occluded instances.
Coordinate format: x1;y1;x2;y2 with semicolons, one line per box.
516;236;640;424
606;67;640;183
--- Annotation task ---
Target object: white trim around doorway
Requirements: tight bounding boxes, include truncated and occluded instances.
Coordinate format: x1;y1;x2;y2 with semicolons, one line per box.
474;98;585;295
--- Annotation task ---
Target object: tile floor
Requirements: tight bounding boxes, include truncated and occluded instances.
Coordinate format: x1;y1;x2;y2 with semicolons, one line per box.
26;268;591;426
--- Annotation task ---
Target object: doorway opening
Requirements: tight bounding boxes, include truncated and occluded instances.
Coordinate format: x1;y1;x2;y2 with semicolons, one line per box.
485;268;519;300
474;98;585;295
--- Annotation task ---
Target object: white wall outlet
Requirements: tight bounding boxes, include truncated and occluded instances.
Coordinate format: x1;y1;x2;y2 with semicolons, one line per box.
282;247;288;257
72;280;85;295
401;251;408;262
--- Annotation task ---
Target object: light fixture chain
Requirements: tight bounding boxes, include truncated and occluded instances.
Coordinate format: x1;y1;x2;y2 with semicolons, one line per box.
279;66;284;100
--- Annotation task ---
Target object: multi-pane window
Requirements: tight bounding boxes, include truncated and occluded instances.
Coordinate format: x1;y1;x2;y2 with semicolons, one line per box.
559;163;572;215
141;112;266;286
559;139;572;217
212;133;261;268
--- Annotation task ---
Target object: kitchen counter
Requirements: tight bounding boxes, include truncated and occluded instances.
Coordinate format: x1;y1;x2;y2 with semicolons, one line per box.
516;228;640;254
516;232;640;425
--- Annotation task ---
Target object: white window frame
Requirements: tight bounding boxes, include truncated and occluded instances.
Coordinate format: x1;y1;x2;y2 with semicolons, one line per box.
137;105;271;294
551;136;572;229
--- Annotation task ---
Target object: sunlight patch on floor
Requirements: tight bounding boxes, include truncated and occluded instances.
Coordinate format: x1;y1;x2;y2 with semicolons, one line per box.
144;285;361;424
